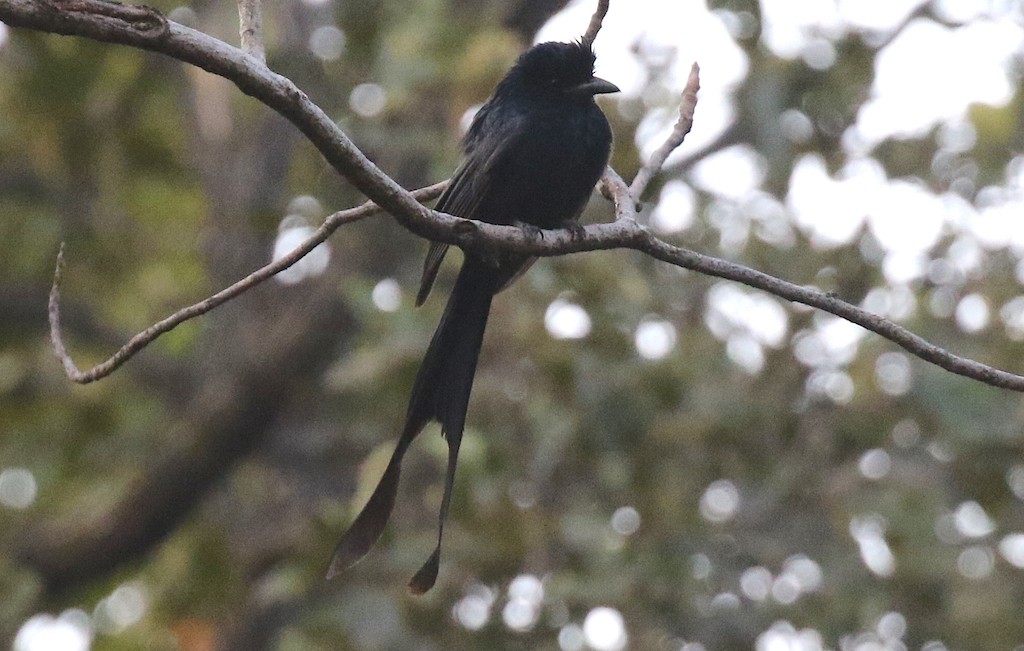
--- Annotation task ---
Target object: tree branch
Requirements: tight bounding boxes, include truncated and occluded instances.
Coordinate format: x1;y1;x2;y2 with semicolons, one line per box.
635;234;1024;391
7;0;1024;394
582;0;609;44
630;61;699;200
236;0;264;62
48;182;447;383
25;279;358;592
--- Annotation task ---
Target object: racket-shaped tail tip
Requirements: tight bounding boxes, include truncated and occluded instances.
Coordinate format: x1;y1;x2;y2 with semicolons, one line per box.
407;547;441;595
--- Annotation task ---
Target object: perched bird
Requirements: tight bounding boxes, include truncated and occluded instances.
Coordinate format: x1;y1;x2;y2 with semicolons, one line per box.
328;38;618;593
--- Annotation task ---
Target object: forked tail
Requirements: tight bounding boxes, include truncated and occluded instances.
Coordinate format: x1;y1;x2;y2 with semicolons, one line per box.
328;258;499;592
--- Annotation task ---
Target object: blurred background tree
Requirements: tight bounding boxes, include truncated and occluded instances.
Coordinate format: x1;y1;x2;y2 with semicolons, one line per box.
2;0;1024;650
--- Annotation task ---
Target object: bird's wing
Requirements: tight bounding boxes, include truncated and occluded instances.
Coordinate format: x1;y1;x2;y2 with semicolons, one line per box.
416;114;531;304
415;241;449;306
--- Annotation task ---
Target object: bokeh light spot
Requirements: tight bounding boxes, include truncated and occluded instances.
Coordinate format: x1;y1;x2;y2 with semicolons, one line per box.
309;25;345;61
610;506;641;536
700;479;740;523
371;279;401;312
634;318;677;360
350;83;387;118
545;299;591;340
957;545;994;579
954;501;995;538
955;293;990;333
272;220;331;285
0;468;37;509
14;610;91;651
582;607;627;651
858;448;891;481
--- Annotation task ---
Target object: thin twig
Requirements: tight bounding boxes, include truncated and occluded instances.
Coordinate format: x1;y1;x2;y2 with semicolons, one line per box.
599;167;636;222
237;0;265;62
582;0;610;44
630;62;700;200
49;182;447;384
48;243;80;379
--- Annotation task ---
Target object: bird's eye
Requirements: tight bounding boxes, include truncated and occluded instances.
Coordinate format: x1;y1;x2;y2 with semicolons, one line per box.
548;77;560;87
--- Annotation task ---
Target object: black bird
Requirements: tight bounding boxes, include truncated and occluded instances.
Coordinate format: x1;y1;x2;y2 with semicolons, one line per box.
328;39;618;593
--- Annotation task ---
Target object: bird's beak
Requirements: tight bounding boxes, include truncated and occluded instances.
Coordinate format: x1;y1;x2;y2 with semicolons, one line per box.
571;76;620;97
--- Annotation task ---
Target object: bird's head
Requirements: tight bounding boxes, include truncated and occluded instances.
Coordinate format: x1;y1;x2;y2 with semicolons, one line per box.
502;40;620;101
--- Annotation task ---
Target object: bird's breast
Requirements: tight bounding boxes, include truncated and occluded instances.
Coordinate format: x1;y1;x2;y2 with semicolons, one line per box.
484;104;612;230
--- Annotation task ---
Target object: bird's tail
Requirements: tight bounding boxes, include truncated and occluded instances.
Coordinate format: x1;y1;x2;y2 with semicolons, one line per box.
327;257;499;592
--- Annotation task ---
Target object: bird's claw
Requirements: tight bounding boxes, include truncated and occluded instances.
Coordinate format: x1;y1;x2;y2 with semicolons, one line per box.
514;220;545;241
453;219;478;236
561;220;587;240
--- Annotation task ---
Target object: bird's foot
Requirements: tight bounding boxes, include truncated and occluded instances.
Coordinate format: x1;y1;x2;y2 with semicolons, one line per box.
559;220;587;240
514;220;545;241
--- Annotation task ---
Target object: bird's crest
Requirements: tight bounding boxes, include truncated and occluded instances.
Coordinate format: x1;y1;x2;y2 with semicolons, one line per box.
505;40;597;92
